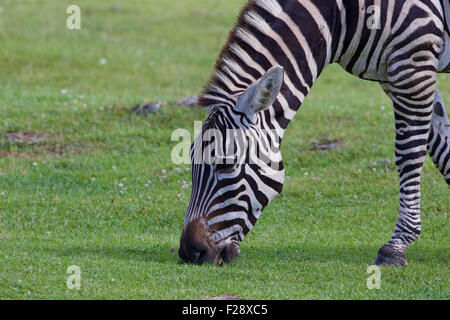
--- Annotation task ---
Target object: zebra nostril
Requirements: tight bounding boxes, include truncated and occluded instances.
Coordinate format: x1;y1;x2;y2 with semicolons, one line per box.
181;245;209;264
195;249;207;264
220;242;240;263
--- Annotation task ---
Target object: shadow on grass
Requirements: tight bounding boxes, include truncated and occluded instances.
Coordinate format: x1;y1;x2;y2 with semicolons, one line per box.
241;243;381;265
243;242;449;265
44;243;181;264
43;241;449;267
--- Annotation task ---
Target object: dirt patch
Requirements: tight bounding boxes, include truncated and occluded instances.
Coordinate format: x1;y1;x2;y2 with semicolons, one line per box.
132;102;162;115
312;139;342;151
0;151;41;159
5;131;50;145
175;96;199;107
205;294;240;300
1;131;90;159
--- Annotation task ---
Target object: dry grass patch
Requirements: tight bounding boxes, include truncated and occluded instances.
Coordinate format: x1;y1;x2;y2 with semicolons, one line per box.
5;131;50;145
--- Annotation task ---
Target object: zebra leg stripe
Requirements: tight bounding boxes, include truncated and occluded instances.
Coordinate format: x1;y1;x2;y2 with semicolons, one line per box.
427;89;450;185
375;75;437;266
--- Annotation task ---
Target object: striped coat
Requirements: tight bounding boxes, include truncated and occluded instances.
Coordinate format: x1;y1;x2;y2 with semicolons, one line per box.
178;0;450;266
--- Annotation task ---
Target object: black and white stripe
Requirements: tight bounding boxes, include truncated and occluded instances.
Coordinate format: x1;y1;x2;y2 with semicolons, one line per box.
179;0;449;266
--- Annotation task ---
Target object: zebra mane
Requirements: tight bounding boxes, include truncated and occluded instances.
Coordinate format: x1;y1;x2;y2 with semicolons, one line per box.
199;0;269;109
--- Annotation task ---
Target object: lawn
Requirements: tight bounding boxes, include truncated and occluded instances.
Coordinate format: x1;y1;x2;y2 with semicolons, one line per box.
0;0;448;299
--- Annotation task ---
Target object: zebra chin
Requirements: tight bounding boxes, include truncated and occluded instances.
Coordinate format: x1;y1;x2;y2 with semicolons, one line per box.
178;218;241;265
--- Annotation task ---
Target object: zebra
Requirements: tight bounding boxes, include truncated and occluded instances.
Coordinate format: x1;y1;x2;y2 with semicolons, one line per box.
178;0;450;266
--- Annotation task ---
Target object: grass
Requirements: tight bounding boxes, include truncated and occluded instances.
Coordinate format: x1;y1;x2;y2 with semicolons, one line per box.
0;0;448;299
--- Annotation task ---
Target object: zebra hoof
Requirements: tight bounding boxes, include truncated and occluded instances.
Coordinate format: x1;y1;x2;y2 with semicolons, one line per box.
373;244;407;267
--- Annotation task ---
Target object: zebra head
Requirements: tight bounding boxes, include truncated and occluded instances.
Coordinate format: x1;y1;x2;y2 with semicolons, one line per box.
179;66;285;265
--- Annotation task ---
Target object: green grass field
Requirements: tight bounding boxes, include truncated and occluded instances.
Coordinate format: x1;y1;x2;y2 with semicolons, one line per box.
0;0;448;299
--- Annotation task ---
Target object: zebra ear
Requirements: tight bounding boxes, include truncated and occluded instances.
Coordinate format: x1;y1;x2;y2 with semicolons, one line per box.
236;65;283;121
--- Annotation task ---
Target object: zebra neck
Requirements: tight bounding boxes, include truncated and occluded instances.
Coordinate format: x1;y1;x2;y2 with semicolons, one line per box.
199;0;342;137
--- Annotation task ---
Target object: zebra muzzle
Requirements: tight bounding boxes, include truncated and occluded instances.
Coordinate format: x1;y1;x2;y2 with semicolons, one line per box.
179;218;241;265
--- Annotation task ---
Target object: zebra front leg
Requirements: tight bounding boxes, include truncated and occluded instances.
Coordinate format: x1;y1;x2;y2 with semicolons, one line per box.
374;80;436;267
427;89;450;185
